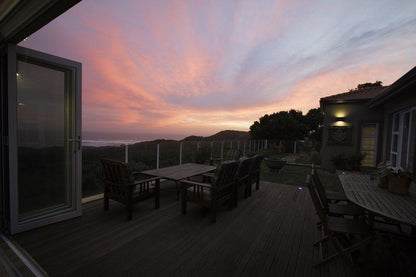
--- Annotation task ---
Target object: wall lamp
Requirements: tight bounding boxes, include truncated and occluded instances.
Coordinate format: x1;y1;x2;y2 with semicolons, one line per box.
335;116;345;122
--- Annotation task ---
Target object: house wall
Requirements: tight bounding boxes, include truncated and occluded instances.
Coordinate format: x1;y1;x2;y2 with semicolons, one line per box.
321;102;384;169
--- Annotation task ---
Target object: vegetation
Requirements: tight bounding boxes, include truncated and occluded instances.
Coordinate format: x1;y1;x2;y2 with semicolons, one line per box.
349;81;383;91
249;108;322;145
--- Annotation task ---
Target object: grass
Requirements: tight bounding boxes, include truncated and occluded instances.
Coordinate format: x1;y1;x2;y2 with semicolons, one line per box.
260;163;342;192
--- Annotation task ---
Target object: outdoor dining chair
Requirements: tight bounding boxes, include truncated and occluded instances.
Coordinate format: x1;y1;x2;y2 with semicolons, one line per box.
210;149;241;165
234;157;254;207
311;166;349;203
101;158;160;220
306;175;374;268
180;160;240;223
311;168;365;218
246;154;264;197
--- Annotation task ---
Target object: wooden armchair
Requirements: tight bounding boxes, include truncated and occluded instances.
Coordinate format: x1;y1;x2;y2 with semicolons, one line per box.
210;149;241;165
234;157;253;207
101;158;160;220
306;175;373;268
181;160;240;223
246;154;264;196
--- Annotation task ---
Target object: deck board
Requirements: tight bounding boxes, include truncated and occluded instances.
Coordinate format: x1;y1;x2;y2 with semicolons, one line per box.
11;181;415;276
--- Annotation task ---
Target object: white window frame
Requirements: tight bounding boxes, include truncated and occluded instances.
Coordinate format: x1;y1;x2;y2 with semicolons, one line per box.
390;107;416;168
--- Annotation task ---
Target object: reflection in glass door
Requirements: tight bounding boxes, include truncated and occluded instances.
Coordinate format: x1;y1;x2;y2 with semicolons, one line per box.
8;45;81;234
17;60;70;220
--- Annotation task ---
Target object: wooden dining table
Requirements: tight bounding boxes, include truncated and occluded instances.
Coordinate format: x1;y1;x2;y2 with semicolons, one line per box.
142;163;216;199
337;171;416;231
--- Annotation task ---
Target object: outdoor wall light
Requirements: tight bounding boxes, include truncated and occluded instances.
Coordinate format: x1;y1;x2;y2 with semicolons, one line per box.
335;116;345;122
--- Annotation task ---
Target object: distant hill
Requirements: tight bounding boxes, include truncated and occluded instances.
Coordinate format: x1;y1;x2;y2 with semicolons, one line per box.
182;130;249;141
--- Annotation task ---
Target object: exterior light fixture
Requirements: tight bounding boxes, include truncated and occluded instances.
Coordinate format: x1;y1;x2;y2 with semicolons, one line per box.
335;117;345;122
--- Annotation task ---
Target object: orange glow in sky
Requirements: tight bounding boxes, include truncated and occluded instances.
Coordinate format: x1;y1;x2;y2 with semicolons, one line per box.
19;1;416;140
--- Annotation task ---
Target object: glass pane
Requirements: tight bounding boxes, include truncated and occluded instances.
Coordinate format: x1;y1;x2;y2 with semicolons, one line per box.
392;135;398;153
393;113;400;132
361;137;376;149
361;150;375;167
408;110;416;173
401;112;410;167
362;124;377;136
17;60;70;220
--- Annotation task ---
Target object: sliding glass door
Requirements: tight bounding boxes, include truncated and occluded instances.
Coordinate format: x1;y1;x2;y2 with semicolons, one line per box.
7;45;82;234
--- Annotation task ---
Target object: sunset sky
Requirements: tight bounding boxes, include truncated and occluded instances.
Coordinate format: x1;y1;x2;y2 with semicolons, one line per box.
20;0;416;140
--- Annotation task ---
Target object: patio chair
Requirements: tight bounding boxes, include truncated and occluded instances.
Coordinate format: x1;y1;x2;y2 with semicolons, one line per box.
233;157;254;207
246;154;264;196
311;168;364;218
311;166;348;203
306;175;374;267
180;160;240;223
210;149;241;165
101;158;160;220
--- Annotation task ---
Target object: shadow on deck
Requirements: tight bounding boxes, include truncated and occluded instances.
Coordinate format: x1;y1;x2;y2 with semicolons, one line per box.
11;181;416;276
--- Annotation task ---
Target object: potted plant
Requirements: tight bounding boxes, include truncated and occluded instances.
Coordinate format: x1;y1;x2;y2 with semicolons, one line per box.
377;161;413;195
376;161;392;188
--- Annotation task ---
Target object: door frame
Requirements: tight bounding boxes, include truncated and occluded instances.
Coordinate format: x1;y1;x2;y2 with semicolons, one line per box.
7;44;82;234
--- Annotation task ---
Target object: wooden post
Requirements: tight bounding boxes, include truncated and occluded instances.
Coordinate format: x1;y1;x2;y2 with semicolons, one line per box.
156;144;160;169
179;142;183;165
124;144;128;163
221;141;224;160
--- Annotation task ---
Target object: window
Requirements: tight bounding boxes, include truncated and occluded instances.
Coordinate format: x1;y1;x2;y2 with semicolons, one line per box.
360;123;378;167
391;107;416;172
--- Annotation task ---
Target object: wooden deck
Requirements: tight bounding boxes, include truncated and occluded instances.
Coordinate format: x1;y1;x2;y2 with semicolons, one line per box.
11;181;416;276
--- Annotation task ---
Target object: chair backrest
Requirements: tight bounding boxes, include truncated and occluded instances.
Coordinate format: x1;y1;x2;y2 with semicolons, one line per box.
250;154;264;175
236;157;253;181
101;158;132;184
213;160;240;190
224;149;241;161
311;168;330;211
306;175;327;223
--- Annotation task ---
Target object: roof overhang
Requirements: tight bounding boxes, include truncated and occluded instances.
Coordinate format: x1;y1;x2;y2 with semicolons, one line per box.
368;66;416;108
0;0;81;46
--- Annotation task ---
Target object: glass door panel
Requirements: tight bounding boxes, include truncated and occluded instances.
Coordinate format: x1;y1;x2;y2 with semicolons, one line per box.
360;123;378;167
8;45;81;234
16;60;70;220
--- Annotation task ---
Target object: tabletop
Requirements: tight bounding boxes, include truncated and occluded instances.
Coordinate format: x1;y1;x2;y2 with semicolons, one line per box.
142;163;216;181
337;171;416;227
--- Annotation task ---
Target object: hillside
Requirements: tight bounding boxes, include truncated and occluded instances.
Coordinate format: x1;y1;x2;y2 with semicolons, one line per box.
182;130;249;141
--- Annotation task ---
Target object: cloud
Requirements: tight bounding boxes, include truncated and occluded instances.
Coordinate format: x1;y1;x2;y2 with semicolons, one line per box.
19;0;416;138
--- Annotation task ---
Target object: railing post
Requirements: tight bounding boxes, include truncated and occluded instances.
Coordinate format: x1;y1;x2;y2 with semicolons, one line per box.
210;141;213;160
156;143;160;169
221;141;224;160
230;141;233;149
257;140;260;152
294;140;297;154
124;144;128;163
237;140;240;150
179;142;183;165
243;141;246;157
265;139;268;149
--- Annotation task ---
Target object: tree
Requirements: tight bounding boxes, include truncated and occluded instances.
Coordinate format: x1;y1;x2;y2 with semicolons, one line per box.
350;81;383;91
250;109;314;140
